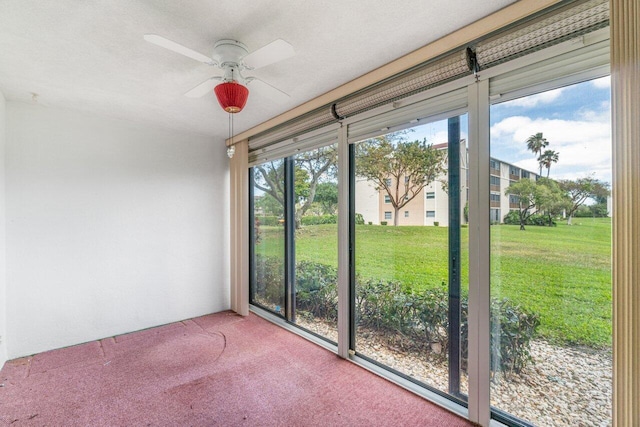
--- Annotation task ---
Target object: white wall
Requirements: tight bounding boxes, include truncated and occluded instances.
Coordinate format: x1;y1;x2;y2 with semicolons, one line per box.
5;102;229;359
355;178;380;224
0;91;7;368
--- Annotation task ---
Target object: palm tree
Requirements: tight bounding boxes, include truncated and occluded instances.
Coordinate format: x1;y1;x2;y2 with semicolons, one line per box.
526;132;549;175
538;149;559;177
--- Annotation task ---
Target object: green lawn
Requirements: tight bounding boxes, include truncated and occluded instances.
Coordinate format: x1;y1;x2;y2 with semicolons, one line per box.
256;218;612;347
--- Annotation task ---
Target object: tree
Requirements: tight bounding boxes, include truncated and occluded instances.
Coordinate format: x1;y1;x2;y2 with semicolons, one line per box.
253;146;337;229
536;178;571;226
538;149;559;178
526;132;549;175
314;182;338;215
557;177;610;225
253;159;310;216
356;133;446;226
294;146;337;227
505;179;539;230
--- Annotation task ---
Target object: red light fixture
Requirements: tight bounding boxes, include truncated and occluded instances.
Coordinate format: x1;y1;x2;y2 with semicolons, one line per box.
214;81;249;113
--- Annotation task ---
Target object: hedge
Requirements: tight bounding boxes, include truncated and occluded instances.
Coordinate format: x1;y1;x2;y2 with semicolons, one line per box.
255;256;540;374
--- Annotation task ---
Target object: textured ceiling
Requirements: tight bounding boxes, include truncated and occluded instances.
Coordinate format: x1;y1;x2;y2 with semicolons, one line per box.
0;0;516;143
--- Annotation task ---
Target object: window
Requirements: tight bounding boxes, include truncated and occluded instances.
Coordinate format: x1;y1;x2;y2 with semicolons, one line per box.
250;141;339;344
245;13;613;424
490;79;611;425
354;114;468;402
384;195;391;203
251;160;285;315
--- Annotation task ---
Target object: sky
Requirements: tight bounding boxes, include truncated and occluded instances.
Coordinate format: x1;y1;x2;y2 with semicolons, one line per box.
410;76;612;184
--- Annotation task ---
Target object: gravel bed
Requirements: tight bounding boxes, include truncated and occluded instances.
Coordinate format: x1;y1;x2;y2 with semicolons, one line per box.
297;317;611;426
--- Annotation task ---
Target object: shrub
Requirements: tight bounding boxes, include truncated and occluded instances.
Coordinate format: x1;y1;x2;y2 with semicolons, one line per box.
433;221;439;226
489;298;540;373
355;213;365;225
253;256;285;307
256;215;281;226
381;221;388;225
301;214;337;226
254;256;540;374
296;261;338;321
503;211;556;227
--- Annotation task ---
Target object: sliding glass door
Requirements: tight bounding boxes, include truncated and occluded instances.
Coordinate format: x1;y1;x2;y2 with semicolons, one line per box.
250;132;339;344
351;114;469;401
489;78;612;425
247;22;613;424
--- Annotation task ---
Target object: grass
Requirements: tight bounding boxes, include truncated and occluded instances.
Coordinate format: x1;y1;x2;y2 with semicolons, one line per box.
256;218;612;347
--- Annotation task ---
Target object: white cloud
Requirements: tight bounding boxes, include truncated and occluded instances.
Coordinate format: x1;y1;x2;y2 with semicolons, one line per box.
490;115;611;182
505;88;565;107
591;76;611;89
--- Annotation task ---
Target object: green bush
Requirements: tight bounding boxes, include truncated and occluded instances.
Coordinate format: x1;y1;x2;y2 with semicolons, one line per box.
296;261;338;321
255;256;540;374
256;216;281;226
301;214;337;226
503;211;555;227
574;203;609;218
355;213;365;225
381;221;388;226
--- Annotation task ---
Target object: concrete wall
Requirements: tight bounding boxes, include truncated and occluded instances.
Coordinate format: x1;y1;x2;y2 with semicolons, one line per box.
5;102;229;358
0;91;6;368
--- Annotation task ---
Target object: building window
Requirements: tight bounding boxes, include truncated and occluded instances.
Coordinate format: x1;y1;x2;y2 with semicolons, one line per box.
521;170;530;179
509;195;519;204
384;178;392;187
426;210;436;218
384;195;391;203
384;211;392;220
490;176;500;186
405;176;410;184
490;159;499;170
490;193;501;202
404;211;409;218
426;192;435;199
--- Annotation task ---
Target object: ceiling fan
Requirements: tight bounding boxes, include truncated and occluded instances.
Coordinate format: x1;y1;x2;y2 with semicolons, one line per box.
144;34;295;113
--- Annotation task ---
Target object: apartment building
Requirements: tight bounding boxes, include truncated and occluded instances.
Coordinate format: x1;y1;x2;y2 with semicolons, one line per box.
356;141;538;226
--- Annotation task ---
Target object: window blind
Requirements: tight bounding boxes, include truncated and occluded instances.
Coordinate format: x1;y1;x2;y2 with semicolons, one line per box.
248;0;609;157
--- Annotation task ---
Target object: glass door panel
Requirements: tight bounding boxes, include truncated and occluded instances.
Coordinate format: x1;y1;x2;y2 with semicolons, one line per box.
292;144;339;341
251;160;286;315
352;115;469;400
489;78;612;425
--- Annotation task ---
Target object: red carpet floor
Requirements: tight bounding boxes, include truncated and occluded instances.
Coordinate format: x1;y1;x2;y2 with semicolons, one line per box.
0;311;473;426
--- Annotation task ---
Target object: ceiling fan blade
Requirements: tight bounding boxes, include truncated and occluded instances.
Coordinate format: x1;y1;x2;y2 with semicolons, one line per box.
242;39;295;70
144;34;214;65
247;77;290;102
184;77;222;98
